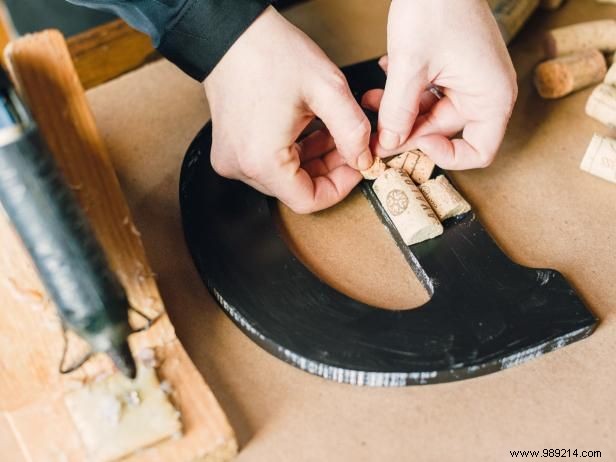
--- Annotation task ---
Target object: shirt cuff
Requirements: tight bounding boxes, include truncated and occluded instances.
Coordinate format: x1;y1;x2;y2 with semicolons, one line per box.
158;0;272;81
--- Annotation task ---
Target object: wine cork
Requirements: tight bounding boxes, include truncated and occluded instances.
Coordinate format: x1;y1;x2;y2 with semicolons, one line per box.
385;152;408;169
534;49;607;99
585;83;616;128
580;133;616;184
372;169;443;245
411;153;436;184
419;175;472;221
605;62;616;86
492;0;540;44
361;156;386;180
544;20;616;58
402;150;420;176
540;0;565;10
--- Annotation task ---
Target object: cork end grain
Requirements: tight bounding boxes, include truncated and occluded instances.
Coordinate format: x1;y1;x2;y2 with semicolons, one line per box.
534;49;606;99
361;156;387;180
534;60;574;98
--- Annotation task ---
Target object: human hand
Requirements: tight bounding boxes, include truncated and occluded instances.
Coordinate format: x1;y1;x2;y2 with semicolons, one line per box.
363;0;518;169
204;6;372;214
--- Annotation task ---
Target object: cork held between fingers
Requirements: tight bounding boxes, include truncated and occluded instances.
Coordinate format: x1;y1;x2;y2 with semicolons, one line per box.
360;155;387;180
372;168;443;245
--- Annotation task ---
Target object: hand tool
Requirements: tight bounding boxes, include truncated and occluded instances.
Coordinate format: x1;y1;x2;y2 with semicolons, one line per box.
179;59;597;386
0;68;136;378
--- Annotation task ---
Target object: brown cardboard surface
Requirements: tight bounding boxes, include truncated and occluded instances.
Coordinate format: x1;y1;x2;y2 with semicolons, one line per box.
86;0;616;460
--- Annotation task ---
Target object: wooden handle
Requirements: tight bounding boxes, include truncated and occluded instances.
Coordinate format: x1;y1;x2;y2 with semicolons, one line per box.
0;30;236;461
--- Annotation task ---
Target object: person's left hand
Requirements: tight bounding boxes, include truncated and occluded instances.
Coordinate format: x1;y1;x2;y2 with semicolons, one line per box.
362;0;518;170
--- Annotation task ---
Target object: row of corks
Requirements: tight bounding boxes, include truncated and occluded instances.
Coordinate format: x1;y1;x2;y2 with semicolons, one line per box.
360;151;470;246
534;19;616;101
531;6;616;185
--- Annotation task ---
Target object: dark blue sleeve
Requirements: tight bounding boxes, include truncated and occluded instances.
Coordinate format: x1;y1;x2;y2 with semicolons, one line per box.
67;0;271;81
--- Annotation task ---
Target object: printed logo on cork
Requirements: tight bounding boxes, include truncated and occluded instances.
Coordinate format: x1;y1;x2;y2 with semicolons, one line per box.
386;189;409;216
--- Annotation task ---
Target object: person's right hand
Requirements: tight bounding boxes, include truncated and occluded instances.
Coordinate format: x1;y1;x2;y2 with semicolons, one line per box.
363;0;517;170
204;6;372;214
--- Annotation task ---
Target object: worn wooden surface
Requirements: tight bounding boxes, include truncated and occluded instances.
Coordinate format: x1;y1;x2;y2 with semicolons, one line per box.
0;3;14;64
64;2;312;90
0;30;236;461
67;20;160;90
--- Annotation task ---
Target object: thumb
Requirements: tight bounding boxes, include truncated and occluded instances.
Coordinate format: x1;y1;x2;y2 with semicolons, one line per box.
377;57;427;153
306;71;373;171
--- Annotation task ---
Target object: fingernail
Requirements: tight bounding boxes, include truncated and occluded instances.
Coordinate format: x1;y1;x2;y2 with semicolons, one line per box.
358;149;374;171
379;129;400;150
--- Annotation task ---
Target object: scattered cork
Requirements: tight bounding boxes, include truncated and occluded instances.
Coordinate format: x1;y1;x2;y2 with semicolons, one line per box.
360;156;387;180
385;152;408;169
411;153;436;184
580;134;616;184
419;175;472;221
605;62;616;85
585;83;616;128
492;0;540;44
534;49;607;99
372;169;443;245
544;19;616;58
540;0;565;10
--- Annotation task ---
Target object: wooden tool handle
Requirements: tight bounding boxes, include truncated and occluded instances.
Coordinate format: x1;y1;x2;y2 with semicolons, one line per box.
1;30;236;461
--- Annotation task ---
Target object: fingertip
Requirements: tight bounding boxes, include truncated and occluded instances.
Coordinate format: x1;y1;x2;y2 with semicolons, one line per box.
361;89;384;111
415;134;497;170
378;129;401;151
415;135;455;168
357;148;374;171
